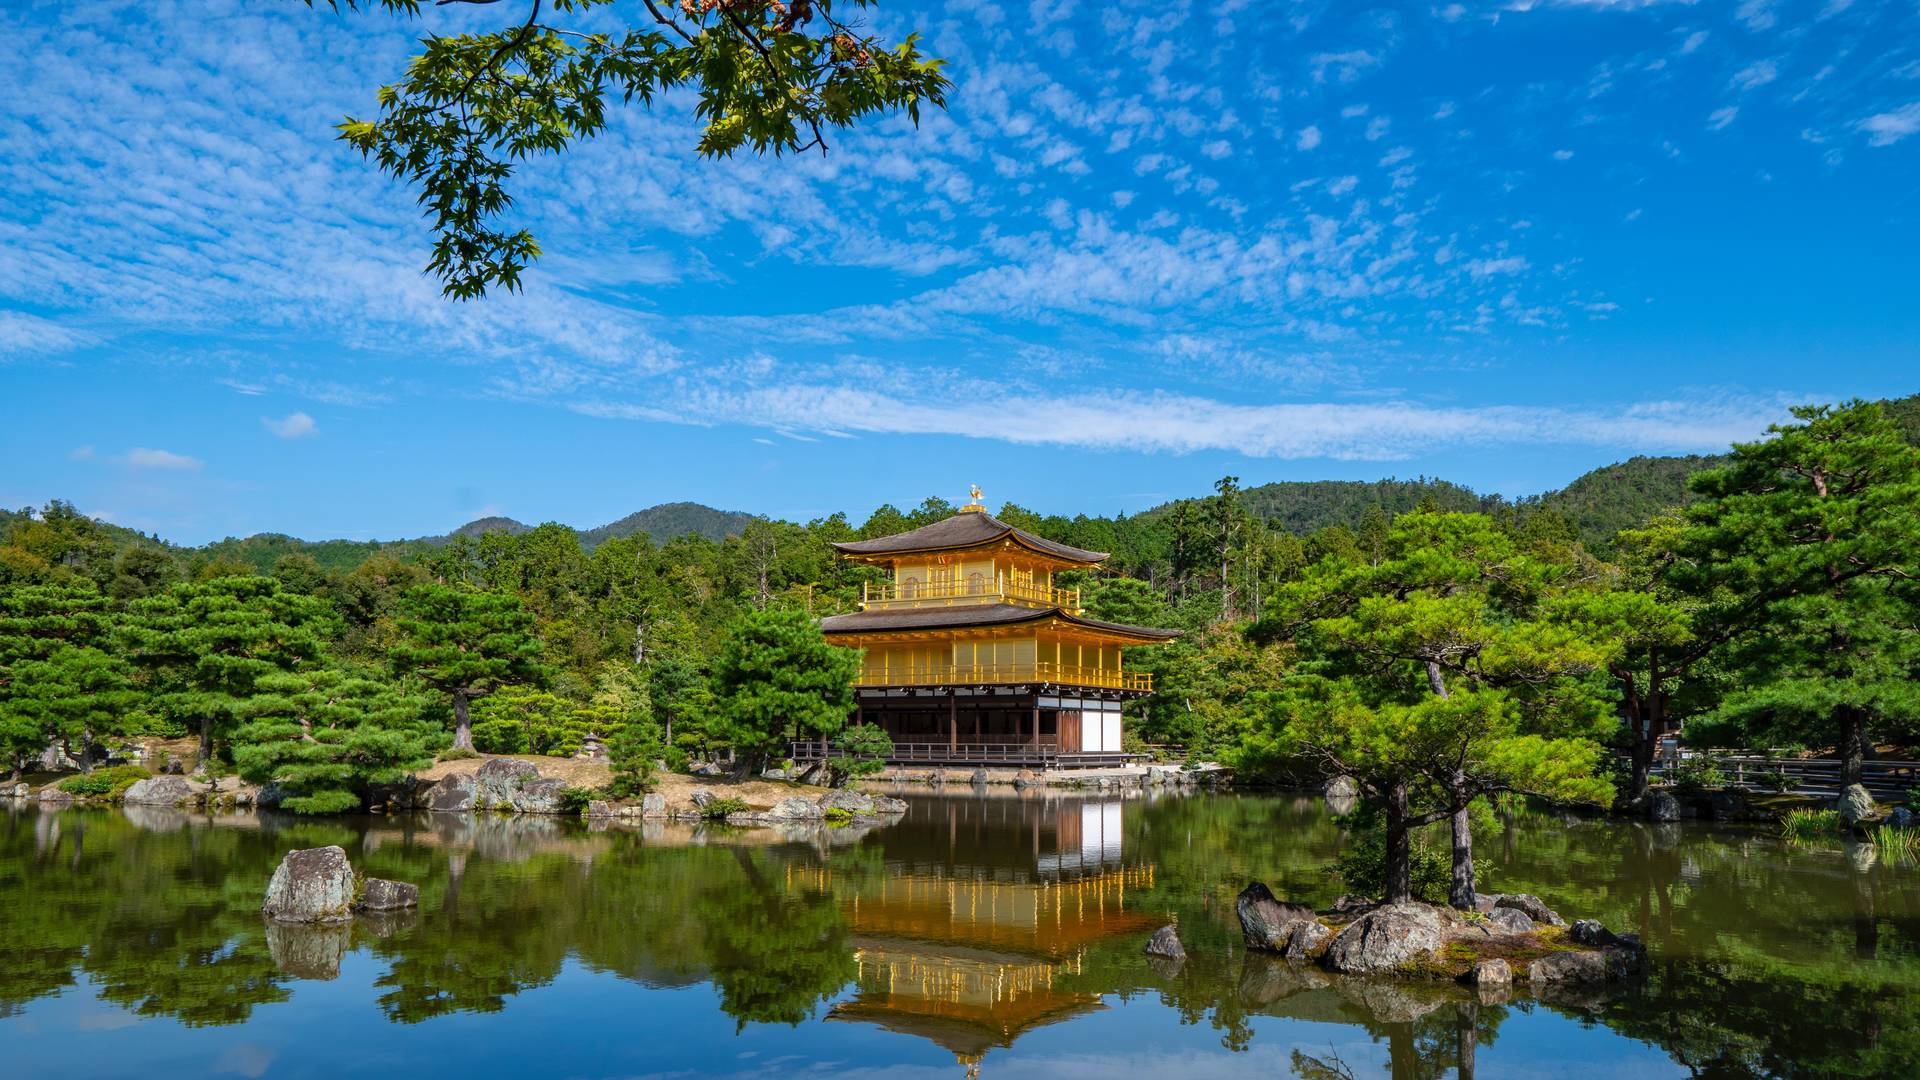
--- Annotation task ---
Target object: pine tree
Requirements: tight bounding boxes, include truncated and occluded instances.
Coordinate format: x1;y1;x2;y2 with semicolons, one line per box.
1679;401;1920;784
1255;512;1618;906
231;666;441;813
707;606;860;775
0;581;122;774
390;585;547;751
122;577;334;767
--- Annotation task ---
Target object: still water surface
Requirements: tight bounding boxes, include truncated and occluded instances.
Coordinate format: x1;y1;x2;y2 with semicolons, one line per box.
3;791;1916;1078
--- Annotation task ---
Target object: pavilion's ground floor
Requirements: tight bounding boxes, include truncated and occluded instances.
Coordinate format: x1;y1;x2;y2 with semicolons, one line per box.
790;685;1146;769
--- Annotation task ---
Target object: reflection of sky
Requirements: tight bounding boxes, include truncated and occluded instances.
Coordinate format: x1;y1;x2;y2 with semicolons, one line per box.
7;956;1684;1079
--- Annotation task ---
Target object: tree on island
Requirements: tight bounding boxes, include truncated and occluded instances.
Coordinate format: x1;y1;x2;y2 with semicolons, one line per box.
391;584;548;752
1252;512;1618;907
1674;402;1920;786
231;665;443;813
707;605;859;776
122;577;336;768
308;0;949;298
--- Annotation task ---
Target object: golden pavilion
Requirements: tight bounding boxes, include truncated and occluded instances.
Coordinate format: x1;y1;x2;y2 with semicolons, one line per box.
803;487;1178;768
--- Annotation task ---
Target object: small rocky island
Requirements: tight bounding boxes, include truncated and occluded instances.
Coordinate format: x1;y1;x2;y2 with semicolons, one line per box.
1160;882;1647;990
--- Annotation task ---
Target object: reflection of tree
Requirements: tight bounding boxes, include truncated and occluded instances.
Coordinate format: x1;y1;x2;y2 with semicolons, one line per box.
368;852;572;1022
701;849;853;1028
0;810;291;1025
1289;1002;1505;1080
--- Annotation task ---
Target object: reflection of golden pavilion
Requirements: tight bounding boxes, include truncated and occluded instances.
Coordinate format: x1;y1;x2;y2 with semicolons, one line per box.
791;857;1160;1070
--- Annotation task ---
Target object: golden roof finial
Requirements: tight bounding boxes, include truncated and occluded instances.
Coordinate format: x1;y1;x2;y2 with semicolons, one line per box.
962;483;986;512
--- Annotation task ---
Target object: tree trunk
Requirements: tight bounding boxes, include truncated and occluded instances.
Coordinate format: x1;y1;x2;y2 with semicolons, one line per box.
1840;705;1865;788
198;716;213;771
1384;779;1414;905
81;723;95;774
452;690;474;752
1448;795;1476;910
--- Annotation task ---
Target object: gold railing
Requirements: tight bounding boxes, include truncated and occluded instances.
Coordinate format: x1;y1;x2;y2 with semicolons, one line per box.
856;663;1151;692
863;579;1080;610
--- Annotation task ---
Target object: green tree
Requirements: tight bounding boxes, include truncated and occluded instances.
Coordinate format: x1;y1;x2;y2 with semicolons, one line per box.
231;666;442;813
0;581;125;774
6;646;137;774
123;577;335;766
707;605;858;774
469;686;594;756
1678;402;1920;784
313;0;949;298
391;585;548;751
1253;512;1617;907
825;721;891;787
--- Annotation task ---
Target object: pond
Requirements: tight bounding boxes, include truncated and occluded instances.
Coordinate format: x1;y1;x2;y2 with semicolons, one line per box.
3;791;1916;1078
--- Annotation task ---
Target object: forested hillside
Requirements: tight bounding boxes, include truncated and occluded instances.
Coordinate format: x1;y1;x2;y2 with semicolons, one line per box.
193;502;758;575
4;397;1917;808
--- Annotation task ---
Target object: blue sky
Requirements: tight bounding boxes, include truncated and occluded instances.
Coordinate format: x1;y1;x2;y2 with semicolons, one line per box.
2;0;1918;545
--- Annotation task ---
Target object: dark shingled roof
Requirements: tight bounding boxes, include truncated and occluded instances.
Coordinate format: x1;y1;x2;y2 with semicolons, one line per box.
820;603;1178;641
831;511;1108;564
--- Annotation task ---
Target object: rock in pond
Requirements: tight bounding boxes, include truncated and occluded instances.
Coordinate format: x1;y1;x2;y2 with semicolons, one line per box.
1568;919;1619;947
768;796;822;821
1144;924;1186;960
1837;783;1877;826
1484;906;1535;934
1321;903;1450;975
585;800;613;819
123;775;197;806
640;793;669;818
1493;893;1566;928
36;787;74;806
262;845;356;924
1527;943;1645;985
818;790;876;815
1236;882;1319;952
427;772;477;813
356;878;419;912
689;788;717;809
1465;958;1512;987
1646;790;1681;822
871;794;909;814
471;758;568;813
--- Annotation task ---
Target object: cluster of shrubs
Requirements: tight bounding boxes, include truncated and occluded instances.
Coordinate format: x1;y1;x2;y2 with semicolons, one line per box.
56;765;152;799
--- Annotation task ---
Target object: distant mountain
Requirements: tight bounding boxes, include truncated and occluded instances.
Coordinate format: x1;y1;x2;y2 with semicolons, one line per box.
1234;478;1499;534
195;502;755;573
579;502;756;547
1528;454;1722;547
443;516;532;540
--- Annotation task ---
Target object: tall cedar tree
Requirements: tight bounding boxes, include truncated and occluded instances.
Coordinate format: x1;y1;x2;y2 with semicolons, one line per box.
1254;512;1617;907
1678;402;1920;784
391;585;548;751
708;605;860;775
231;666;442;813
123;577;335;766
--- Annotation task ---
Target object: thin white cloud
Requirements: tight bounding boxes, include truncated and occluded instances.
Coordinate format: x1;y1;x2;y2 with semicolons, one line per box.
1296;125;1322;150
1707;106;1740;130
125;448;202;470
0;311;95;356
1311;51;1381;84
1858;103;1920;146
583;383;1793;462
263;411;318;439
1730;60;1777;92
